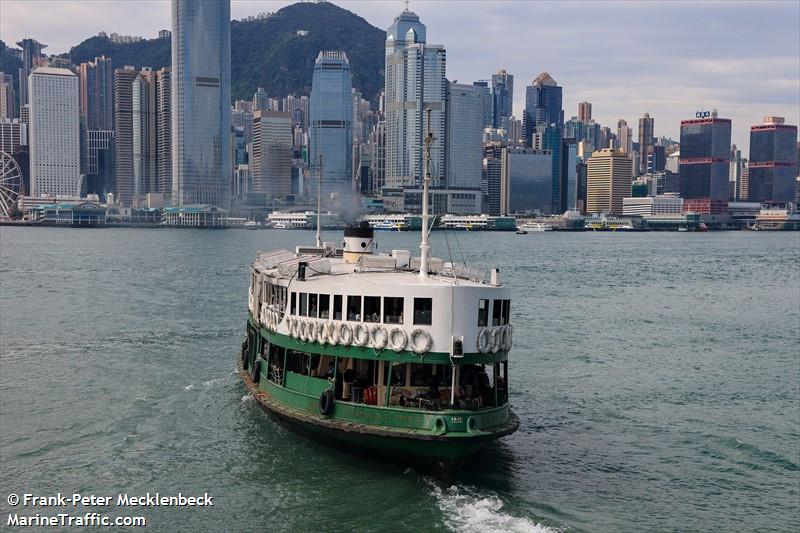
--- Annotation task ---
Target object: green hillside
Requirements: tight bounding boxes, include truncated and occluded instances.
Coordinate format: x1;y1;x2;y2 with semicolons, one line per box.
68;1;386;102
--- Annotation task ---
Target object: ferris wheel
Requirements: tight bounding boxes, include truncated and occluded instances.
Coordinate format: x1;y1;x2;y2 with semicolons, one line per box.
0;150;23;218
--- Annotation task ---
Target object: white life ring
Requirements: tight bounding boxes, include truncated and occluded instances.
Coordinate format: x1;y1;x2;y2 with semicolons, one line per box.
339;322;353;346
298;319;307;342
388;327;408;353
409;328;433;354
326;321;338;346
489;327;500;353
260;303;268;327
353;323;370;347
306;320;317;342
287;316;296;337
370;325;388;350
498;325;509;350
507;324;514;349
476;328;490;354
317;321;328;346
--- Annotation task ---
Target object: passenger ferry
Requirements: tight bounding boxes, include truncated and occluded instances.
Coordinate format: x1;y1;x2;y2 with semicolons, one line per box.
518;221;554;232
239;115;518;477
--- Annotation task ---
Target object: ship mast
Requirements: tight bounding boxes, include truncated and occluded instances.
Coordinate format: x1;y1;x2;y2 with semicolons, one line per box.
316;153;323;247
420;108;433;280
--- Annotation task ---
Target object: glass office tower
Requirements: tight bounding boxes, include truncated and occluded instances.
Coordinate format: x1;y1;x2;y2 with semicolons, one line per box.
171;0;231;208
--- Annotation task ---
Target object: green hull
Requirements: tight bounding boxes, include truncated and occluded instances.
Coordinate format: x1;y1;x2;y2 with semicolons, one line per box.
238;356;518;479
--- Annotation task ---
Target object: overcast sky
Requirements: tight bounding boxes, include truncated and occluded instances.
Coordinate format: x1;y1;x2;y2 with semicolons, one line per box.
3;0;798;150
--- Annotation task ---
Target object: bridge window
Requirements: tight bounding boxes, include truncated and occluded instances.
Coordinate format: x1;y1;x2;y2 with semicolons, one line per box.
413;298;432;325
319;294;330;319
299;292;308;317
383;297;404;324
347;296;362;321
333;295;343;320
478;299;489;327
501;299;510;325
290;292;296;315
492;300;502;326
364;296;381;323
309;294;318;318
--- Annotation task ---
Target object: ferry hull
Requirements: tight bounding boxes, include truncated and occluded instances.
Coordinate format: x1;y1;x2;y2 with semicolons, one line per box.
238;358;517;480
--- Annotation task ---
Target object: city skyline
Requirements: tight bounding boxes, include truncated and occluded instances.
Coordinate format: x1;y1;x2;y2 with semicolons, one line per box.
3;1;798;152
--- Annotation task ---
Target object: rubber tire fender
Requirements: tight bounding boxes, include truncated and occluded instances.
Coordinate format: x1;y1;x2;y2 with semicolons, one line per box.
319;389;335;416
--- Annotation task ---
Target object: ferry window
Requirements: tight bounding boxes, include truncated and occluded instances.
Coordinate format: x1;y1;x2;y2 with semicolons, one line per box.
347;296;362;321
501;299;510;325
492;300;502;326
478;299;489;327
299;293;308;317
388;363;406;385
309;294;318;318
413;298;432;325
290;292;296;315
383;297;404;324
319;294;330;319
410;364;436;386
364;296;381;323
333;295;343;320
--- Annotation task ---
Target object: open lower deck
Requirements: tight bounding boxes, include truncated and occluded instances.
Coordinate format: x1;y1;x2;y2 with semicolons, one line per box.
242;319;515;439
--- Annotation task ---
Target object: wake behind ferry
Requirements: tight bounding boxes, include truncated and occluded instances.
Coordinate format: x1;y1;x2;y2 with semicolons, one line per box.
238;113;518;477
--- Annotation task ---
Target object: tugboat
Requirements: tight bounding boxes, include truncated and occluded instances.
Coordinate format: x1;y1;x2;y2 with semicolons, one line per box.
238;111;518;477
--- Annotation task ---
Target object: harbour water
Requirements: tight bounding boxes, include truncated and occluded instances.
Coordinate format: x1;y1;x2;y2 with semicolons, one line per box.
1;227;798;532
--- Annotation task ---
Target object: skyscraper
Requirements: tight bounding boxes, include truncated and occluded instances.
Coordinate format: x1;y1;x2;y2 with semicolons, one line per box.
17;39;47;108
0;73;16;119
523;72;563;147
578;101;592;122
586;148;632;215
78;56;114;131
748;116;798;202
616;119;632;156
472;81;493;129
251;110;292;197
171;0;231;208
491;70;513;130
678;111;731;208
253;87;269;112
637;113;654;174
383;9;446;190
132;68;157;198
28;67;80;197
501;147;553;214
309;51;353;198
155;67;172;195
113;67;137;205
445;82;483;190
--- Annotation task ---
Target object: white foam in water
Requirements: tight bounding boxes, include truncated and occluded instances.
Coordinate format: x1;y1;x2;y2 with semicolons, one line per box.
431;483;559;533
241;394;253;403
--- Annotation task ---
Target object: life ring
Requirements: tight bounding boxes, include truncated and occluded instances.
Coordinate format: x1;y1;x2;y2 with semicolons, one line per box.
339;322;353;346
287;316;295;337
507;324;514;349
260;303;267;327
476;328;490;354
306;320;317;342
317;321;328;346
319;389;335;416
326;321;338;346
370;325;388;350
409;328;433;354
298;319;307;342
388;327;408;353
353;323;370;347
489;328;500;353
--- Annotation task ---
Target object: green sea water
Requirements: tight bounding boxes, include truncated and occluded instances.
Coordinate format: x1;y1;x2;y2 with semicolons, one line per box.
1;227;798;532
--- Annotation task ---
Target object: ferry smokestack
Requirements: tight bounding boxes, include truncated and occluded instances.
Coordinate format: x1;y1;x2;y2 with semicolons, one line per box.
343;221;376;264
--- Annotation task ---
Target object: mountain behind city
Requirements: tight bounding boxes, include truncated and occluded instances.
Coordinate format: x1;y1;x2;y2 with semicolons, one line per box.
64;2;385;102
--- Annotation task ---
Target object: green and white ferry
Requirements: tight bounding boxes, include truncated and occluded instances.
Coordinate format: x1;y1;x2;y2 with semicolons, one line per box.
239;119;518;477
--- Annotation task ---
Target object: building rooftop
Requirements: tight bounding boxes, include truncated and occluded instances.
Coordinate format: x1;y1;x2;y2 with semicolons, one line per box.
31;66;75;77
